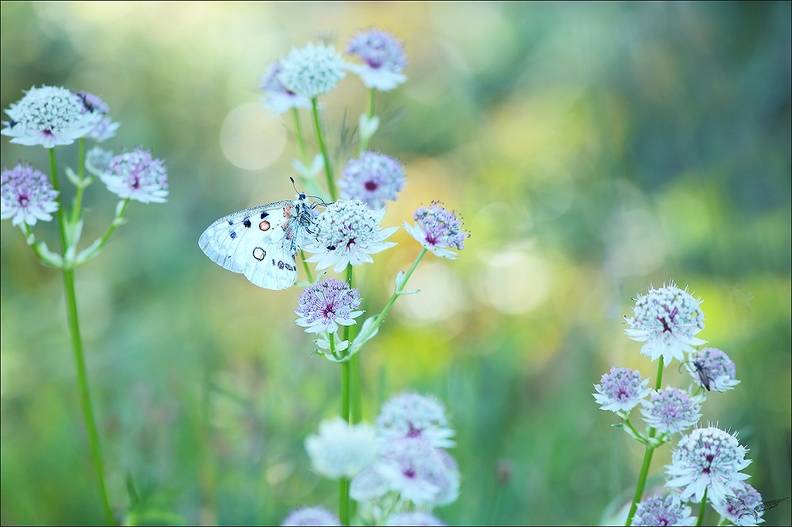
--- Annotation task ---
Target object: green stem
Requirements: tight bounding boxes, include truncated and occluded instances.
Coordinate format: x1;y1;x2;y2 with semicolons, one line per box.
343;265;362;423
625;358;664;526
63;268;115;525
695;489;708;526
50;148;115;525
70;138;86;225
379;248;426;324
75;199;130;266
300;249;314;284
339;477;350;526
359;88;376;154
311;97;336;201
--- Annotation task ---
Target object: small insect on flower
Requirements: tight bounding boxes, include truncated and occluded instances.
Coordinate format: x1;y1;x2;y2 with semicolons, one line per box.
679;360;712;391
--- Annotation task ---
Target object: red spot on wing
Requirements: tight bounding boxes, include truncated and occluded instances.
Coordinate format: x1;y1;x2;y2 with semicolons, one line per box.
259;220;271;231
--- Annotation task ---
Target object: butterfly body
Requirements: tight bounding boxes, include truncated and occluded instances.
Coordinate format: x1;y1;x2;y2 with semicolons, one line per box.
199;193;319;290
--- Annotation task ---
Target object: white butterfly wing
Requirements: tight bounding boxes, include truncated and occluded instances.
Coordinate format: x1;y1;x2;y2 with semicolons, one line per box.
198;201;300;290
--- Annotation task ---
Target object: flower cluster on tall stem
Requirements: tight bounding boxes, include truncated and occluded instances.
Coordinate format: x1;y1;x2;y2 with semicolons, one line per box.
2;84;169;526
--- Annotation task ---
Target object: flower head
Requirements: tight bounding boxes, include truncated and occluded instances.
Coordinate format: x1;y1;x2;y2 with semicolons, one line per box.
76;91;120;142
665;426;751;505
345;29;407;91
632;494;696;526
1;163;59;226
99;148;168;203
370;437;460;507
625;282;706;365
305;417;378;480
85;146;113;176
385;512;446;526
295;279;364;334
640;387;701;435
593;367;652;413
2;85;102;147
376;392;455;448
278;43;346;98
403;202;469;260
259;62;312;115
714;482;765;526
338;152;405;210
281;506;340;526
686;348;740;392
305;199;398;272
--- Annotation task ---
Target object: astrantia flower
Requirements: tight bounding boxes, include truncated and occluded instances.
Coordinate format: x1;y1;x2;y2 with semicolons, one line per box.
640;387;701;435
1;163;59;226
686;348;740;392
305;417;378;480
632;494;696;526
592;367;652;413
2;85;102;147
665;426;751;505
77;91;120;142
385;512;446;526
85;146;113;176
373;437;459;506
338;151;405;210
295;278;364;334
345;29;407;91
278;43;346;98
304;199;398;272
624;282;706;365
403;202;470;260
99;148;168;203
281;506;340;526
259;62;311;115
714;482;765;526
376;392;455;448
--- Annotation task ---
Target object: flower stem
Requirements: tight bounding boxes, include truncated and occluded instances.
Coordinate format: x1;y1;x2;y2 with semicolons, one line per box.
625;357;664;526
339;477;350;526
63;268;116;525
379;248;426;325
70;138;87;225
49;147;115;525
75;199;129;265
311;97;336;201
695;489;708;526
359;88;376;154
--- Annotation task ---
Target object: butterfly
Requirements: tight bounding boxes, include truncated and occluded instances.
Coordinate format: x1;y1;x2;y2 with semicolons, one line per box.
198;191;321;290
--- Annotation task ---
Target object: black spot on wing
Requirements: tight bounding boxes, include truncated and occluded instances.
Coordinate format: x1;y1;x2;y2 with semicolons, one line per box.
230;231;237;239
260;211;269;219
243;218;252;228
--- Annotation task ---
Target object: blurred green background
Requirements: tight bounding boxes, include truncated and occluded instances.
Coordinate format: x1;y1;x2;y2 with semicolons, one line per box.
1;2;790;525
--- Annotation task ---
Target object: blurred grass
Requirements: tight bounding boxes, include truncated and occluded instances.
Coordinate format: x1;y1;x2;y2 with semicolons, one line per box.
1;2;790;525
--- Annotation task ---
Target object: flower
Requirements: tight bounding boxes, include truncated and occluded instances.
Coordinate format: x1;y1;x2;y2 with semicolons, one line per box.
624;282;706;365
304;199;398;272
338;151;405;210
632;494;696;526
592;367;652;413
85;146;113;176
295;279;364;334
281;506;340;526
714;482;765;526
1;163;59;226
686;348;740;392
259;62;312;115
640;387;701;435
99;148;168;203
403;202;469;259
376;392;455;448
77;91;120;142
1;85;102;147
665;426;752;505
277;42;346;98
385;512;447;526
346;29;407;91
368;437;460;507
305;417;378;480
